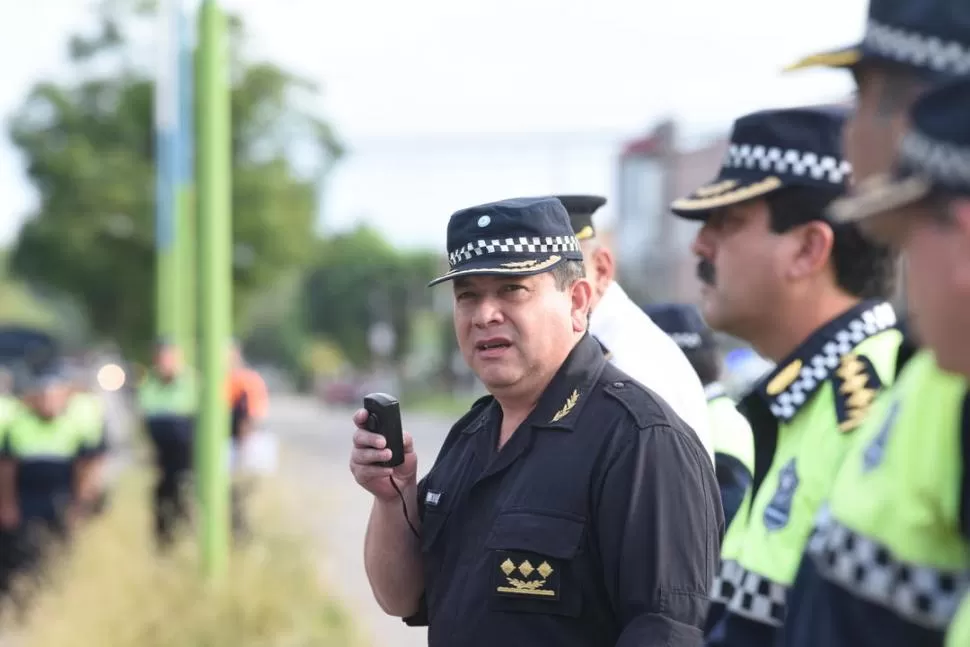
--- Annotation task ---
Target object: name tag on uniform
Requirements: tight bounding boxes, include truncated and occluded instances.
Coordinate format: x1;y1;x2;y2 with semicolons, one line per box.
492;550;560;600
425;490;442;507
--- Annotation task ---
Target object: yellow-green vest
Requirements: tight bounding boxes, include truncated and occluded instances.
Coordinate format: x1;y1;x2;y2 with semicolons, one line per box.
712;300;904;628
137;371;198;417
707;387;755;475
807;349;970;632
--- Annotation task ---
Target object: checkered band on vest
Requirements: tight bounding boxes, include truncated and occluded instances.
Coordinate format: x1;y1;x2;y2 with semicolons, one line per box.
865;19;970;77
723;144;851;184
899;130;970;188
769;302;897;420
448;236;580;267
724;566;789;627
808;506;970;630
711;559;745;605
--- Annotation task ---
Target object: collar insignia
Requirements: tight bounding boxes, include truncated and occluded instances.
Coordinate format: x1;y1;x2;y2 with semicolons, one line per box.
551;389;580;423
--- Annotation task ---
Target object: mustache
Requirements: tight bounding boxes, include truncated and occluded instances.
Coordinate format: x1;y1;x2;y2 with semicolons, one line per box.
697;258;716;286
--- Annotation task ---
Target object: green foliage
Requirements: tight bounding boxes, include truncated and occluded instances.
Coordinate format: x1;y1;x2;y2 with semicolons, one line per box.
302;225;441;368
7;0;343;358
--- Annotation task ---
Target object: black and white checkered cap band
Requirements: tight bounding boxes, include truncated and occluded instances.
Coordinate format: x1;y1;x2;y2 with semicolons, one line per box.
808;506;970;630
448;235;580;268
898;130;970;191
724;143;851;184
725;566;789;627
864;19;970;77
770;302;896;420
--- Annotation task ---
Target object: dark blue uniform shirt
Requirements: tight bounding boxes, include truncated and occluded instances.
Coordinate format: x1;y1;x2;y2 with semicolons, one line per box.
404;333;724;646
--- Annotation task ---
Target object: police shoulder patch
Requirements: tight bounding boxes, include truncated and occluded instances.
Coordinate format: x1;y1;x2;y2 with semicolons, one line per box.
831;352;883;433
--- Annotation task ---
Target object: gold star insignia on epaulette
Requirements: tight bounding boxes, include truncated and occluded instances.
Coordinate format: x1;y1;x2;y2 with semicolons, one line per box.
836;354;878;433
551;389;579;422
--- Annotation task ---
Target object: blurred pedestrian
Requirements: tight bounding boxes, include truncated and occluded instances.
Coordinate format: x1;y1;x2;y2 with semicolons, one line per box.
0;364;106;602
137;339;197;549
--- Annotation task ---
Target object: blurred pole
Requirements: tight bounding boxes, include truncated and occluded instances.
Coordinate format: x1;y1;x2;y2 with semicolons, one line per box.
155;0;179;341
196;0;231;579
176;2;197;367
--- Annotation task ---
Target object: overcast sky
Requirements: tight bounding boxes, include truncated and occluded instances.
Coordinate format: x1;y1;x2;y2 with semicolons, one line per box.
0;0;866;248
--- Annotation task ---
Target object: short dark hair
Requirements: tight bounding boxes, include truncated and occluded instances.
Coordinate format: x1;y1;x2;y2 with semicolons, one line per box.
684;347;722;386
764;186;897;300
550;260;585;291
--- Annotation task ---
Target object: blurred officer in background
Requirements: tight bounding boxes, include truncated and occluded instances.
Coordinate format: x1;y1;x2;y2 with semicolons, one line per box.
558;194;714;464
670;105;906;647
784;78;970;647
65;363;109;515
352;196;721;647
137;339;197;549
0;364;106;599
644;302;754;527
226;340;269;540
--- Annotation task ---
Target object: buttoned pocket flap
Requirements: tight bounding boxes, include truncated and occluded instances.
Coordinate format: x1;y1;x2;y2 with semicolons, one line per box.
485;510;585;558
485;510;586;616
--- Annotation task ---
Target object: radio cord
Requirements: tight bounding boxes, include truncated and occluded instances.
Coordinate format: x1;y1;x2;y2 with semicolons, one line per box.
389;476;421;539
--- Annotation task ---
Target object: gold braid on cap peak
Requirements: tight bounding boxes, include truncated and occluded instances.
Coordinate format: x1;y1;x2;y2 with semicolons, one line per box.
672;176;783;211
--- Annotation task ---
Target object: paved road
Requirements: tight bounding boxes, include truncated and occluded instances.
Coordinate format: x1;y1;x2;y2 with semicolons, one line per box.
269;395;456;647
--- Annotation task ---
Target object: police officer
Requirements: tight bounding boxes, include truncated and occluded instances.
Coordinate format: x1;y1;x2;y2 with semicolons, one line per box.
668;105;905;647
781;76;970;647
558;194;715;464
65;363;110;514
138;339;197;548
643;302;754;527
0;365;107;596
785;0;970;188
350;196;722;647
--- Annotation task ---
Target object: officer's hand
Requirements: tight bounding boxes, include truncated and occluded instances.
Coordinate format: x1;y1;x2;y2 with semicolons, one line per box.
350;408;418;502
0;503;19;529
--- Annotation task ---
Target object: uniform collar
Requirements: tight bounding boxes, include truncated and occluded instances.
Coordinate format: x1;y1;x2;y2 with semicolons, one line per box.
754;299;897;421
466;333;608;434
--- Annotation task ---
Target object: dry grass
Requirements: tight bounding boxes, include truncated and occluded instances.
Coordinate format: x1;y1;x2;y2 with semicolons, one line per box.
0;471;367;647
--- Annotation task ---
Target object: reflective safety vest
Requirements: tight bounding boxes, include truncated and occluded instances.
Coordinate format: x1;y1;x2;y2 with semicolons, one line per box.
946;594;970;647
807;349;970;634
137;371;197;418
2;406;101;520
67;391;105;449
706;384;755;476
710;300;904;632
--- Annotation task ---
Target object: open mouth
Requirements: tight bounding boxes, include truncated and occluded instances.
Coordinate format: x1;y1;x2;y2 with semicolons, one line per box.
475;339;512;352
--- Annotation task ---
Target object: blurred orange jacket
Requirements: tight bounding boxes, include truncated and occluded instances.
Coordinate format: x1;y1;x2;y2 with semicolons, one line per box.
226;367;269;420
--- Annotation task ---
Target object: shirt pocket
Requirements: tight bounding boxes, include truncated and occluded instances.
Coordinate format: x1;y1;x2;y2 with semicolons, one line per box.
484;509;586;617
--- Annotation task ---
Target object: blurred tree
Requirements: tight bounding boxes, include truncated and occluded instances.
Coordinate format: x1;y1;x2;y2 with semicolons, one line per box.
302;225;440;368
7;0;343;359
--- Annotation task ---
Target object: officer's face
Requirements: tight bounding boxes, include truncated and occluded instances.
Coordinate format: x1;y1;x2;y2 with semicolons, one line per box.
871;198;970;378
691;199;794;341
154;346;181;378
452;271;591;396
844;63;924;195
26;385;71;418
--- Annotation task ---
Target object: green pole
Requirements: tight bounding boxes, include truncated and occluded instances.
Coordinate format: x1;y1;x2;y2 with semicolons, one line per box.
196;0;231;578
177;5;197;369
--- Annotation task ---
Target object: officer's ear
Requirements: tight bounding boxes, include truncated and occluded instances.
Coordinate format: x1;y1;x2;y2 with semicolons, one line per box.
785;220;835;283
569;279;593;333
